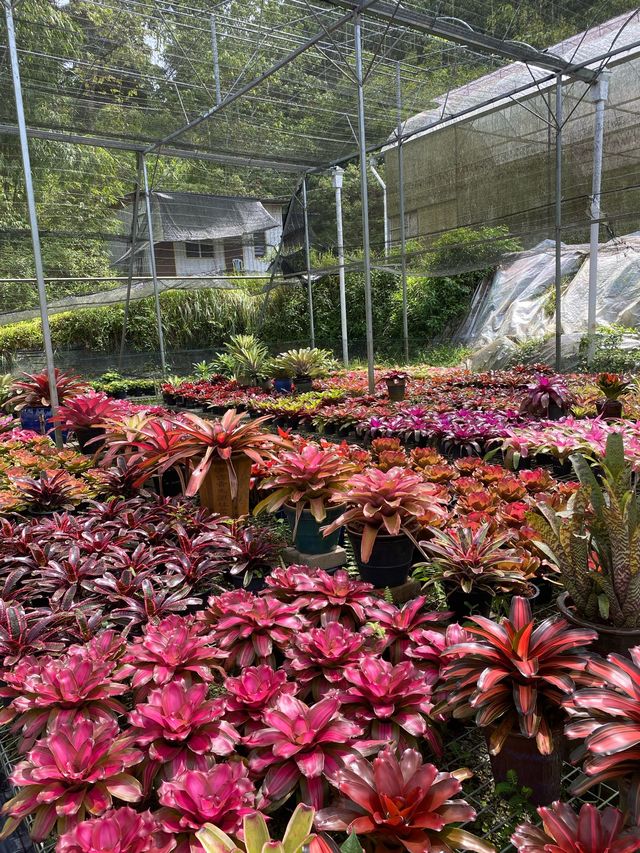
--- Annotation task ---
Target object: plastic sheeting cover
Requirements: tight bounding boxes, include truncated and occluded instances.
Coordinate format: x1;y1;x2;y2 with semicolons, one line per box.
459;240;586;345
151;192;279;242
461;233;640;348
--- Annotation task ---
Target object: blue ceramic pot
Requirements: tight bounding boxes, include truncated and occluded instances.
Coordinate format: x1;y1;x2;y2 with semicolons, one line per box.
283;504;343;554
274;378;293;393
20;406;53;435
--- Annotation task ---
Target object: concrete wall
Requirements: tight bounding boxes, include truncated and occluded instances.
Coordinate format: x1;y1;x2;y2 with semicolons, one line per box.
386;57;640;251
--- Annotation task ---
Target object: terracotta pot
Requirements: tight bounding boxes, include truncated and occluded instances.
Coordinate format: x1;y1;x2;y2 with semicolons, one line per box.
557;591;640;658
484;724;564;806
198;453;252;518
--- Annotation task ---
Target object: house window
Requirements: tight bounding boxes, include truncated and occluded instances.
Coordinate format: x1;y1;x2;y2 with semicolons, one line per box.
185;241;215;259
253;231;267;257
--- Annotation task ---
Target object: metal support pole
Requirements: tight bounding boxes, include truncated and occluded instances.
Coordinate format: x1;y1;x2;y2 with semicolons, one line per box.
355;14;376;393
369;158;389;258
332;167;349;365
4;0;62;447
587;74;609;364
141;155;167;375
119;153;143;370
302;177;315;348
210;14;222;106
554;75;563;372
396;61;409;364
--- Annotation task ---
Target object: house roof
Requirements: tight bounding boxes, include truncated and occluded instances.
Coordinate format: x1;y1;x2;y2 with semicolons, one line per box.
133;191;281;242
389;10;640;145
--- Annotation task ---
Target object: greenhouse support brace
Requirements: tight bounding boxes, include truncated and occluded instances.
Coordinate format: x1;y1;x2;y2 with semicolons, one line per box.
4;0;62;448
302;178;315;349
355;13;376;394
119;153;143;369
396;61;409;364
587;74;609;364
141;156;167;375
332;167;349;366
554;75;563;372
369;158;389;258
210;14;222;106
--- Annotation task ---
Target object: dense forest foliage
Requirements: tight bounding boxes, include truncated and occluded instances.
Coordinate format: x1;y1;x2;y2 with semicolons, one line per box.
0;0;635;359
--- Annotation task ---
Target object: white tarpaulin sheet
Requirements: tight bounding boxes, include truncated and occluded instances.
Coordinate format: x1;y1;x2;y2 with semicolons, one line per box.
459;240;587;345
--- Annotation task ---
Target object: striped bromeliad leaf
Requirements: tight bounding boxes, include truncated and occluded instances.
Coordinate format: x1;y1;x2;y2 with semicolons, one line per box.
436;596;597;755
566;645;640;822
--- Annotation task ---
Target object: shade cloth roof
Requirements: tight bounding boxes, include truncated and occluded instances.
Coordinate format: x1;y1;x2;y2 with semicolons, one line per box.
149;191;280;242
393;10;640;142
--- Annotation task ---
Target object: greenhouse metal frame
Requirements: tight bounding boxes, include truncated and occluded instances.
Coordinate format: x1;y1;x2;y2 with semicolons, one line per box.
2;0;640;421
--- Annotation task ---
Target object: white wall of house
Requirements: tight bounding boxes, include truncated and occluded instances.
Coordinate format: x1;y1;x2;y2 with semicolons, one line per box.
173;239;226;276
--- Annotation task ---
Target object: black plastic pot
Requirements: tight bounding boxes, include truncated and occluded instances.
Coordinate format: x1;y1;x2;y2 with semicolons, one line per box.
230;573;267;593
557;591;640;658
445;584;493;620
294;377;313;394
547;401;566;421
75;427;105;454
484;725;564;806
347;526;415;587
596;398;623;419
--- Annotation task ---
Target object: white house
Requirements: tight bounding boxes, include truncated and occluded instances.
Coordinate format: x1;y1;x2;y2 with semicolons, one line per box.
117;190;284;277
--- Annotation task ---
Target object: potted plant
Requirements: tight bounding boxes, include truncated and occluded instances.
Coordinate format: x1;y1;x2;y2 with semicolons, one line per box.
595;372;630;418
135;409;279;517
6;369;89;435
272;348;335;395
383;369;410;402
520;374;572;420
50;391;126;452
436;596;596;805
528;432;640;657
413;523;531;619
272;363;293;394
198;803;332;853
323;466;447;586
565;647;640;822
215;335;271;388
254;443;355;554
226;519;288;592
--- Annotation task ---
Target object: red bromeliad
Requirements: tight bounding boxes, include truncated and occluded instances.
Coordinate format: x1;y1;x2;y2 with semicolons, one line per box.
315;746;494;853
565;646;640;820
117;615;223;699
284;568;377;629
223;665;297;734
157;763;256;852
339;656;441;755
283;622;371;698
200;590;306;670
364;595;452;664
437;597;596;755
0;650;127;751
512;801;640;853
128;680;239;790
56;807;174;853
245;693;382;811
0;716;143;842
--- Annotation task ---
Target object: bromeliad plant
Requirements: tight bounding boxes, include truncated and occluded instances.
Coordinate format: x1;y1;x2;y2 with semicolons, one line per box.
315;746;495;853
436;596;596;755
339;656;441;755
271;348;335;380
56;807;173;853
511;801;640;853
528;432;640;629
415;524;529;596
564;646;640;820
135;410;278;499
520;374;572;418
597;372;631;400
7;369;89;411
0;716;143;841
324;467;447;563
245;693;382;810
254;443;355;533
283;622;371;698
